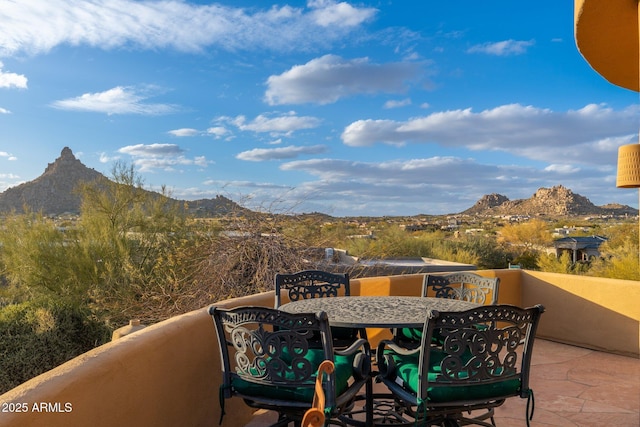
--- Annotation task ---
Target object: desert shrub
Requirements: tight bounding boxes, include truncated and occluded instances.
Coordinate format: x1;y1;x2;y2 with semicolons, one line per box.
191;212;311;301
343;226;510;269
587;237;639;280
0;300;111;393
510;250;540;270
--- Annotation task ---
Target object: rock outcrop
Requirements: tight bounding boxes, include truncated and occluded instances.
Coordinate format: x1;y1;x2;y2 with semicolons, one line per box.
462;185;637;217
0;147;102;214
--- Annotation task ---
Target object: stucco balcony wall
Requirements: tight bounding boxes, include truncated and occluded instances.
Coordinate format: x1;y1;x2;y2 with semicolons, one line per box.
0;269;637;427
0;291;274;427
522;270;640;357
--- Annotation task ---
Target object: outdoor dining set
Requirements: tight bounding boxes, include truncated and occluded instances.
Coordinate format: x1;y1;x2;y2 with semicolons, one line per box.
209;270;545;427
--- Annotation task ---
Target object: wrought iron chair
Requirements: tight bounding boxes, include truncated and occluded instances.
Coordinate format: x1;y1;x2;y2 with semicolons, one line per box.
274;270;351;308
422;272;500;305
275;270;365;347
210;306;371;427
395;272;500;349
377;304;545;427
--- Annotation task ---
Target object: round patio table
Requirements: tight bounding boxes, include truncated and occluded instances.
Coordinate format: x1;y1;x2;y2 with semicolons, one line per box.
279;296;478;329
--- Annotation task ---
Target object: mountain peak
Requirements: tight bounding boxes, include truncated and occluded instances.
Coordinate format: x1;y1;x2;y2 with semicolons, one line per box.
462;185;637;217
61;146;74;159
43;147;82;175
0;147;103;214
0;147;243;217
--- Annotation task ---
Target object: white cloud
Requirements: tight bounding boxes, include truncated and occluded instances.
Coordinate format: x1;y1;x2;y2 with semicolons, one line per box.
0;107;11;114
384;98;412;109
193;156;208;167
166;126;232;139
206;126;230;139
168;128;199;137
308;0;376;28
119;143;184;157
265;54;422;105
202;179;291;190
237;144;327;161
341;103;638;165
0;0;376;57
544;164;580;174
118;143;210;172
99;152;120;163
467;39;535;56
222;112;321;136
0;151;17;161
0;62;28;89
51;86;179;115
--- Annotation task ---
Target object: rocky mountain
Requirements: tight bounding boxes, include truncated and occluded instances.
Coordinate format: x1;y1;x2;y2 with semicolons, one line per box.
462;185;638;217
1;149;636;218
0;147;242;216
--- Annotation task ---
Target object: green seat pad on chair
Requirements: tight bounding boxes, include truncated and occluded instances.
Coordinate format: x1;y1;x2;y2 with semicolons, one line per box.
383;351;520;403
231;350;355;403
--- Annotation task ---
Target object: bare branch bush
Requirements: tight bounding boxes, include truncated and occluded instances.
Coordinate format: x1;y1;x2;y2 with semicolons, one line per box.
190;202;313;303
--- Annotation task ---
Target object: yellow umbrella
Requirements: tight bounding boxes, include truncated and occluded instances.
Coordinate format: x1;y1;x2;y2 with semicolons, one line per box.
574;0;639;92
576;0;640;272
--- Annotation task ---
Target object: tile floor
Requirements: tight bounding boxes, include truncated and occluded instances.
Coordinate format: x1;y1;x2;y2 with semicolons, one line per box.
247;339;639;426
493;339;639;427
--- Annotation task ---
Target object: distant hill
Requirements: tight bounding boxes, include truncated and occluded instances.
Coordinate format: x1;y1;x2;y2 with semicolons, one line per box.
1;148;636;219
461;185;638;217
0;147;243;216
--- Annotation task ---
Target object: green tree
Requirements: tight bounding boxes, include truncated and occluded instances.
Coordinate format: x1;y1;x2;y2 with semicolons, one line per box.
77;162;197;323
0;162;201;324
536;251;574;273
588;237;639;280
0;300;110;394
498;219;553;250
0;210;96;306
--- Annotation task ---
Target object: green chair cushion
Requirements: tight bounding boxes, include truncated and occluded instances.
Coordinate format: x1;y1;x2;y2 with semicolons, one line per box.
397;327;423;342
384;348;450;374
231;350;355;403
383;351;520;403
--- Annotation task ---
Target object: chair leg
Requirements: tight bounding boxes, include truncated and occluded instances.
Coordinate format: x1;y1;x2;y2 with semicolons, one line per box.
365;376;373;427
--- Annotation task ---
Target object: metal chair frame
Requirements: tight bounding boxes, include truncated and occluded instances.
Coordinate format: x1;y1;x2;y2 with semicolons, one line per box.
210;305;371;427
275;270;365;348
377;304;545;427
422;272;500;305
275;270;351;308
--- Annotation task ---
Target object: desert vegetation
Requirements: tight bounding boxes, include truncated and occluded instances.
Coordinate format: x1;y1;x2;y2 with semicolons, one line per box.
0;165;638;392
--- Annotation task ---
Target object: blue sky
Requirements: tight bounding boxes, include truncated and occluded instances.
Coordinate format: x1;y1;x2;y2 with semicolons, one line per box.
1;1;638;216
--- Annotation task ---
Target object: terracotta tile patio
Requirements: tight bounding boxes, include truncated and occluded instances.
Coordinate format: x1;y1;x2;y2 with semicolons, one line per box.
246;339;640;426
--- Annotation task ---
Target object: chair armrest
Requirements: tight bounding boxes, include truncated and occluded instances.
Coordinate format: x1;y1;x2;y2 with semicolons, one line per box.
302;360;334;427
334;338;371;380
376;339;421;383
334;338;370;357
376;339;421;358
